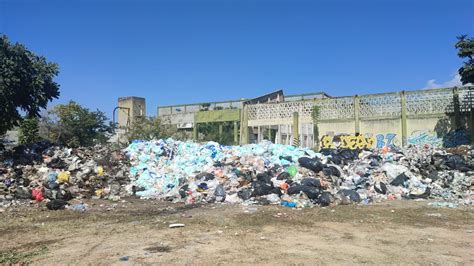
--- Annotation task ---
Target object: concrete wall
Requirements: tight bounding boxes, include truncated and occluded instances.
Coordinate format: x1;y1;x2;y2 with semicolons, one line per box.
118;96;146;128
117;97;146;142
315;116;448;149
150;87;472;147
160;113;194;128
156;92;327;117
405;115;448;146
158;100;244;116
318;121;355;136
407;116;444;137
315;115;464;148
360;118;403;145
195;109;241;123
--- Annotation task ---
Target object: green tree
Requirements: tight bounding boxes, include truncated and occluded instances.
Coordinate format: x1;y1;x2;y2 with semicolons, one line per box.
43;101;112;147
126;116;177;141
18;117;41;144
198;122;235;145
455;35;474;85
0;35;60;135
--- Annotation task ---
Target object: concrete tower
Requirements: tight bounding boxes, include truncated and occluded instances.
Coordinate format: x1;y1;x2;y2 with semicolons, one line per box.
117;97;146;141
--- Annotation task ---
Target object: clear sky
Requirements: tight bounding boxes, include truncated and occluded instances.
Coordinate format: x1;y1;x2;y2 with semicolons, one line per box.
1;0;473;118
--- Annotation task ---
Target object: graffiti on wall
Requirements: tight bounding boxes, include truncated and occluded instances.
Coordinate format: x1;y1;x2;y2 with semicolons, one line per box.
376;133;397;149
321;134;375;149
408;130;442;147
321;133;398;150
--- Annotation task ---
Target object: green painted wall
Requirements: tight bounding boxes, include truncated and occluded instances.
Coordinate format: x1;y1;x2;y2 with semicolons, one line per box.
195;109;241;123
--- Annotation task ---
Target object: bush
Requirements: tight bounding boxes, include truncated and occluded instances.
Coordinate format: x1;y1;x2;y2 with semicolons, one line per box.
41;101;113;147
18;117;41;144
126;116;177;141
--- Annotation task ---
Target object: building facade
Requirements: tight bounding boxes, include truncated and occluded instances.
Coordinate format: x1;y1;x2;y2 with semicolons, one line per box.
119;86;473;148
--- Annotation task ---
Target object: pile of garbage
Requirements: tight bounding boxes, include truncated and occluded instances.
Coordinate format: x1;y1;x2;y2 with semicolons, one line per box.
1;139;472;210
125;139;473;207
0;141;130;210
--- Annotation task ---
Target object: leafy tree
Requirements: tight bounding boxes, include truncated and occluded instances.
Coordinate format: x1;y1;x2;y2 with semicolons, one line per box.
198;122;236;145
0;35;60;135
42;101;113;147
126;116;177;141
18;117;41;144
455;35;474;85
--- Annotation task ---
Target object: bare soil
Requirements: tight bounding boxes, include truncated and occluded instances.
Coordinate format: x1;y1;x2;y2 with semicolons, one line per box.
1;199;473;265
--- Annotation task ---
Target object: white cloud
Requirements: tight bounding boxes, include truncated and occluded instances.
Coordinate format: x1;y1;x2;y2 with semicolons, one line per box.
422;73;463;90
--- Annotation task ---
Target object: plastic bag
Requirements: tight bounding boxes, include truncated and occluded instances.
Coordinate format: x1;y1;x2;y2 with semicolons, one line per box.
96;166;104;177
57;171;70;183
32;188;44;202
298;157;324;173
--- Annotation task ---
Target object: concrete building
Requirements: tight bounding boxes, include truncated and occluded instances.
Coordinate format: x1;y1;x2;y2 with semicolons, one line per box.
118;86;473;148
116;96;146;142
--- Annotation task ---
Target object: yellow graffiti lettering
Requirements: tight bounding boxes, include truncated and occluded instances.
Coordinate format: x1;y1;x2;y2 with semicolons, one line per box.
320;134;378;150
347;136;357;150
366;137;376;149
339;136;348;149
355;135;367;149
321;135;335;149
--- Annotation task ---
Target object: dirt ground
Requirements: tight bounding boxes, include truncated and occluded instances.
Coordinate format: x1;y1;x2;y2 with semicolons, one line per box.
0;199;473;265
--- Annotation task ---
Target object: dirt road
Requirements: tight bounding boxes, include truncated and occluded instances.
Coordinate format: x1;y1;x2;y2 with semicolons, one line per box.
1;199;472;265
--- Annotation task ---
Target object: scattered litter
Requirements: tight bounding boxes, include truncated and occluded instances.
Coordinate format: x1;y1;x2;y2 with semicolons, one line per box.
46;199;68;210
281;201;297;208
425;213;442;217
119;256;129;261
273;212;288;218
69;203;88;212
243;207;258;213
169;223;185;228
428;202;459;209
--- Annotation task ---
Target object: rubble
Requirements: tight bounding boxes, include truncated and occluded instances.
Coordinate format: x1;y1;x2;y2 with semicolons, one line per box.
124;139;473;208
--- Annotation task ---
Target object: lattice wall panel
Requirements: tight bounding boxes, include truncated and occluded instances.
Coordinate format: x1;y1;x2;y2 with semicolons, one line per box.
359;93;401;118
459;87;473;113
406;89;454;115
245;87;471;126
318;97;354;120
248;101;315;123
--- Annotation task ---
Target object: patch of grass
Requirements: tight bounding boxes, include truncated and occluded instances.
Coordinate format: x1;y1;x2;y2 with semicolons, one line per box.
0;246;48;264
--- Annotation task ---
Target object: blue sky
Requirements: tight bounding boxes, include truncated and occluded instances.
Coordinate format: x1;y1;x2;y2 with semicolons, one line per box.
1;0;473;118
